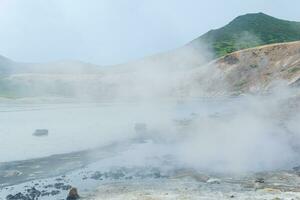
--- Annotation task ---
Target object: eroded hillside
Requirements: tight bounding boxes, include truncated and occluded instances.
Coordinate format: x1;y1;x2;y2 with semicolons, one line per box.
210;41;300;94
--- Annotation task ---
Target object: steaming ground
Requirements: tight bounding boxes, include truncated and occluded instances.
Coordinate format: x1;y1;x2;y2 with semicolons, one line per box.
1;93;300;199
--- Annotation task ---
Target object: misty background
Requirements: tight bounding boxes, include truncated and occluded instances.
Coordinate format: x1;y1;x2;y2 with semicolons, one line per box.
0;0;300;175
0;0;300;65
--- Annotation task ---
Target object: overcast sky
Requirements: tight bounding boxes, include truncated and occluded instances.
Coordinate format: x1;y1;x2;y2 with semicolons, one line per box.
0;0;300;65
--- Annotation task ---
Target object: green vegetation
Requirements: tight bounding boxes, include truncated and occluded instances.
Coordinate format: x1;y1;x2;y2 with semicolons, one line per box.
192;13;300;58
288;67;300;74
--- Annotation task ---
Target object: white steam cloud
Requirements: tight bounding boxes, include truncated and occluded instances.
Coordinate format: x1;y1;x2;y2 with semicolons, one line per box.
1;40;300;175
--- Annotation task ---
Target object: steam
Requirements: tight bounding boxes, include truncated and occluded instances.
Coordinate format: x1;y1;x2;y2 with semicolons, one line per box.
1;40;300;175
175;90;300;172
233;31;262;50
81;88;300;174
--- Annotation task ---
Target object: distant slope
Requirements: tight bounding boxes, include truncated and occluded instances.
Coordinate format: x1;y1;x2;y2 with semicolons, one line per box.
17;60;102;74
190;12;300;58
0;55;15;74
201;41;300;94
0;59;104;99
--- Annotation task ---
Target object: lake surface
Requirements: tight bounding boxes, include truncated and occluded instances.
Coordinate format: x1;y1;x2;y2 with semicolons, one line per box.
0;98;235;163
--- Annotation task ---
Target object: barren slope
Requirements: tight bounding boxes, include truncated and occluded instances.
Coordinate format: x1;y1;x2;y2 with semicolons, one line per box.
208;41;300;94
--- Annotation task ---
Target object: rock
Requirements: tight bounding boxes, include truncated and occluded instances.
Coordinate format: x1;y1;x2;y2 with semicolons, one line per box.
292;166;300;171
26;187;41;199
3;170;22;177
134;123;147;133
6;187;42;200
67;187;80;200
33;129;48;137
50;190;60;196
206;178;221;184
255;177;265;183
253;178;266;190
6;192;27;200
54;182;72;190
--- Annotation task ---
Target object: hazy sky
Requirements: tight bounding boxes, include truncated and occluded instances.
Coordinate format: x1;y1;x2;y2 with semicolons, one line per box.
0;0;300;65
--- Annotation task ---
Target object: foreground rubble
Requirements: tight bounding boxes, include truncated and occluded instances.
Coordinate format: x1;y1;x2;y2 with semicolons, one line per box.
3;164;300;200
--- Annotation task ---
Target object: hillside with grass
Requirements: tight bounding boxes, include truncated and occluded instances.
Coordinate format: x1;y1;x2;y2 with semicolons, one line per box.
190;12;300;57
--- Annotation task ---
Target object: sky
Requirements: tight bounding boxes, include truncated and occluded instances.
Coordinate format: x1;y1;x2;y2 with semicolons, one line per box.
0;0;300;65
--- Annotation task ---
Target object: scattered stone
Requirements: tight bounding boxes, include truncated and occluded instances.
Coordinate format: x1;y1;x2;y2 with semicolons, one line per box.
6;187;43;200
55;177;63;181
90;171;103;180
26;187;41;199
50;190;60;196
6;192;27;200
54;182;72;190
44;184;53;189
33;129;48;137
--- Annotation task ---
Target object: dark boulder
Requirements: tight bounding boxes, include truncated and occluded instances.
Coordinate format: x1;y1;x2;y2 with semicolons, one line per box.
33;129;48;137
66;187;80;200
